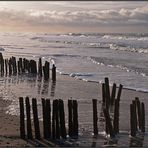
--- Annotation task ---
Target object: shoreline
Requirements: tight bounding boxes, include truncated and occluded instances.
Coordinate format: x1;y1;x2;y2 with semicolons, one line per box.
0;73;148;146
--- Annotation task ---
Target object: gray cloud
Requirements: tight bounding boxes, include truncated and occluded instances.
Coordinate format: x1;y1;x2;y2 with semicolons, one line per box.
0;5;148;29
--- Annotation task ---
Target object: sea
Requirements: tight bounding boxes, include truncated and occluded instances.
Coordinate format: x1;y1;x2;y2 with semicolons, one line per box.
0;32;148;146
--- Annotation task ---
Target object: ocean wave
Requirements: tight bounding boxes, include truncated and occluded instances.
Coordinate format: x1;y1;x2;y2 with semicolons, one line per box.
109;43;148;54
90;57;147;77
102;34;148;41
87;43;109;49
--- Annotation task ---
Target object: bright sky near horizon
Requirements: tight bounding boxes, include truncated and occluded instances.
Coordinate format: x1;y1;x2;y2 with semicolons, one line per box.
0;1;148;33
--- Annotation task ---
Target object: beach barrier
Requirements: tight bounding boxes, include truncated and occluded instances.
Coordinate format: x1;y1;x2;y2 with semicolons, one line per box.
18;77;146;146
19;97;78;143
101;78;122;136
130;98;145;137
0;52;56;81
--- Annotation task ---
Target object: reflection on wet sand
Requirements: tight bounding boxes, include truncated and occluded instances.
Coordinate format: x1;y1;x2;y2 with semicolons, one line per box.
3;74;56;99
50;80;56;97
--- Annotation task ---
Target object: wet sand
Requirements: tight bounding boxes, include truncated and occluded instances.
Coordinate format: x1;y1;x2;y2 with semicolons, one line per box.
0;73;148;146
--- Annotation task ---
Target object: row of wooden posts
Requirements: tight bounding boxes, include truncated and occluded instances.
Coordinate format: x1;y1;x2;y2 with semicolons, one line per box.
19;97;78;140
0;52;56;81
92;77;123;138
19;77;146;141
92;77;145;139
130;97;145;137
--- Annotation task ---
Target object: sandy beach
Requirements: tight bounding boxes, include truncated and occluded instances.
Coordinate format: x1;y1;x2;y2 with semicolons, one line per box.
0;73;148;147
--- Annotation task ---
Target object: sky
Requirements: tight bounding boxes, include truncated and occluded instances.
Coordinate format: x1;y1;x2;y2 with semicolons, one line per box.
0;1;148;33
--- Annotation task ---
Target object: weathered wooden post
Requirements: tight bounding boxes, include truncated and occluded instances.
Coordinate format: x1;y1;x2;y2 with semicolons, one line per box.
55;99;60;139
38;58;42;77
73;100;78;137
135;97;141;130
42;98;51;139
17;60;20;74
5;59;8;76
30;60;37;74
43;61;49;81
110;83;116;105
103;108;115;138
102;83;106;104
130;104;136;137
8;58;12;75
68;100;73;137
59;99;67;139
132;100;138;132
104;77;110;108
25;97;33;139
117;84;123;101
12;56;17;75
19;97;25;139
141;102;145;133
52;64;56;82
52;100;56;139
0;53;4;75
32;98;41;139
19;58;23;73
92;99;98;136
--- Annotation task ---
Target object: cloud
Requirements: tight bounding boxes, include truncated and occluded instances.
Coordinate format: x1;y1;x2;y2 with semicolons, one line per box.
0;5;148;30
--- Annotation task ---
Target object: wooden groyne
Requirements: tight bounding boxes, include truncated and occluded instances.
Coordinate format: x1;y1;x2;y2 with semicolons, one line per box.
0;52;56;81
19;97;78;146
18;78;146;147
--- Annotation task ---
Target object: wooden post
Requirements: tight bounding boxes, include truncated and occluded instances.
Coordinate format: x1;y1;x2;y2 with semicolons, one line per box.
102;83;106;104
45;99;51;139
55;99;60;139
52;64;56;82
113;99;119;134
110;83;116;105
17;60;20;74
135;97;141;130
132;100;138;132
25;97;33;139
68;100;73;137
19;58;23;73
141;102;145;133
103;108;115;138
12;56;17;75
32;98;41;139
42;98;51;139
117;84;123;101
130;104;136;137
92;99;98;136
30;60;37;74
25;59;30;73
38;58;42;77
104;77;110;108
8;59;12;75
43;61;49;81
5;59;8;76
19;97;25;139
59;99;67;139
52;100;56;139
0;53;4;75
73;100;78;137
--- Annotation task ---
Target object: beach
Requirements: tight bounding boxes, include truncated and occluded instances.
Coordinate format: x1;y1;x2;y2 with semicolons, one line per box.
0;1;148;146
0;73;148;147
